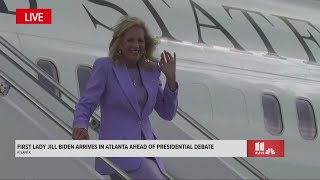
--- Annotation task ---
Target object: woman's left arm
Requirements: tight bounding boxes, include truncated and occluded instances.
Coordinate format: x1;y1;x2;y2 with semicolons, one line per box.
154;51;178;120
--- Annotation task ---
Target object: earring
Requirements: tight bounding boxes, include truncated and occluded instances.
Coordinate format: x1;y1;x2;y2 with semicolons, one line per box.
117;49;122;56
143;53;150;63
141;50;147;60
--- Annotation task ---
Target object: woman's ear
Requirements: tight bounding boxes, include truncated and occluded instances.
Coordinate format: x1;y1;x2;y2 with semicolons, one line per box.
117;40;124;50
116;41;123;52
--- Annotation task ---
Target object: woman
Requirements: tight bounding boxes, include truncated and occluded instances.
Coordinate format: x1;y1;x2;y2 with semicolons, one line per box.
72;16;178;179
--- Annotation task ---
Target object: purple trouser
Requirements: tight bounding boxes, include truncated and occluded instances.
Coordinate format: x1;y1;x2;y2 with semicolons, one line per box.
109;157;164;180
110;132;164;179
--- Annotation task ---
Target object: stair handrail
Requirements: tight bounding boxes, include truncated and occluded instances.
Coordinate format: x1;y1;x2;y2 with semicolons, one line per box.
0;70;131;179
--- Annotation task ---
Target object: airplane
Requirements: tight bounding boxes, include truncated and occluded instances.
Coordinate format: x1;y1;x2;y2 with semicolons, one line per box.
0;0;320;179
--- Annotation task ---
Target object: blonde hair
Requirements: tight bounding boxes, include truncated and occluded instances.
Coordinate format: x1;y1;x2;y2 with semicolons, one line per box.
109;16;159;70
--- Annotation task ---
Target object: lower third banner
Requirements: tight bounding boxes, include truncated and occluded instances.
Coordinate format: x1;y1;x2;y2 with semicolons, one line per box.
15;140;245;157
15;140;284;157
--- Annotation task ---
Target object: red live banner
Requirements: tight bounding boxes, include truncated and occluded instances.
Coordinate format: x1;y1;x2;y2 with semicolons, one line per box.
16;9;52;24
247;140;284;157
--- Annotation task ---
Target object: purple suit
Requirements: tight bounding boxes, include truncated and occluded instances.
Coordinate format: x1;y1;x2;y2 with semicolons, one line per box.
73;57;178;175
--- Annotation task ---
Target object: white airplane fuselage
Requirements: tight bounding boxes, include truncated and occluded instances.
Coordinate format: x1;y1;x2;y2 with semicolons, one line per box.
1;0;320;179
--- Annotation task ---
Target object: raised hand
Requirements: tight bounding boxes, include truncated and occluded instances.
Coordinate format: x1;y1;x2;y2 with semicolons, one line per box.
159;51;176;91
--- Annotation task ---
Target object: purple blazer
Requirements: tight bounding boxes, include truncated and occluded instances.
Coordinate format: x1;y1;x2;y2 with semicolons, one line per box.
73;57;178;175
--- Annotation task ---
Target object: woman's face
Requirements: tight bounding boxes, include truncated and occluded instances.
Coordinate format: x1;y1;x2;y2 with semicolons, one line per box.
120;26;145;65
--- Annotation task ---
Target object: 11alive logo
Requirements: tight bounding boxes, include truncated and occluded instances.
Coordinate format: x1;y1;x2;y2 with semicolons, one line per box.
16;9;52;24
247;140;285;157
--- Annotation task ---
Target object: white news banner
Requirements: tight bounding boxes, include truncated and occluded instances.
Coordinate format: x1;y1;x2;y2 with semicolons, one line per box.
15;140;247;157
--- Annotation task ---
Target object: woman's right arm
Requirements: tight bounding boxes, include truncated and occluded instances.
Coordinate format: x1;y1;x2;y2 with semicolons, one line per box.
72;58;108;140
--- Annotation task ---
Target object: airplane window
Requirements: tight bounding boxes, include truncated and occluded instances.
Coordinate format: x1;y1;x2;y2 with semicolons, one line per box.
77;66;92;97
296;99;317;140
36;59;61;97
262;94;283;135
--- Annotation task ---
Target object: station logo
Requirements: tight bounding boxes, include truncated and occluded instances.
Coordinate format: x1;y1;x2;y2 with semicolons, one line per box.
247;140;284;157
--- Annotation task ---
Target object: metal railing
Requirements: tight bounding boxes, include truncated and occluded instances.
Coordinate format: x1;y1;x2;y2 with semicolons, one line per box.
177;108;268;180
0;71;131;179
0;36;101;130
